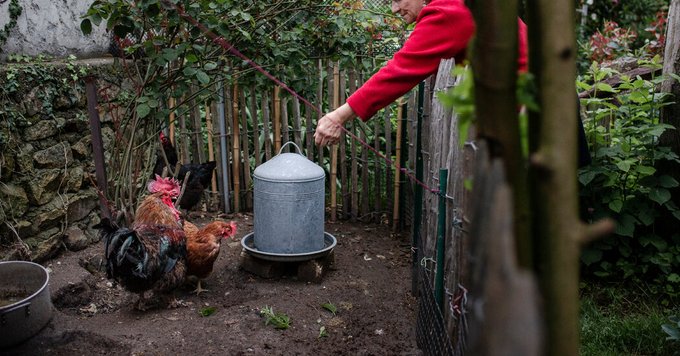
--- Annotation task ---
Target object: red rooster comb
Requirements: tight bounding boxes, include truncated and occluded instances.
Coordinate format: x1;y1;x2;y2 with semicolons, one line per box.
148;175;181;197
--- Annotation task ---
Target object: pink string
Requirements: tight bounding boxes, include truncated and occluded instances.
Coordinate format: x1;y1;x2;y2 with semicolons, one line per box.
168;1;440;195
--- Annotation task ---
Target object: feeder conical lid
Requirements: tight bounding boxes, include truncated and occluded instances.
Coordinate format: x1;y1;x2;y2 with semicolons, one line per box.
253;143;324;182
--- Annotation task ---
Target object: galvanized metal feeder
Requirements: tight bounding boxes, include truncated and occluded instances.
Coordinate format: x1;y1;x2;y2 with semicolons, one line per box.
242;142;336;262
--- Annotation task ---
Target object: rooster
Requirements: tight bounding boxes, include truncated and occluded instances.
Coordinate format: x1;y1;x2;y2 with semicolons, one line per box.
133;175;183;228
95;175;186;310
184;220;237;295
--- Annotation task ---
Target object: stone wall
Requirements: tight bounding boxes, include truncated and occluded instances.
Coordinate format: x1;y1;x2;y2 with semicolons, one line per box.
0;58;121;261
0;0;110;60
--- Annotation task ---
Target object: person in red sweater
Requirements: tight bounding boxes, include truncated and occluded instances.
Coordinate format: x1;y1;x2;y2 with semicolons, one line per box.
314;0;528;146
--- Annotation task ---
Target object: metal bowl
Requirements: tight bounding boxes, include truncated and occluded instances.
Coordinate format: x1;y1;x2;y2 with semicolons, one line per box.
0;261;53;348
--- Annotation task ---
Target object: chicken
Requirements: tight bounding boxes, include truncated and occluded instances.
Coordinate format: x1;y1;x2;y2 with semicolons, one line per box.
133;175;183;228
94;175;186;310
176;161;217;212
98;219;187;310
184;220;237;295
152;132;179;178
151;133;216;212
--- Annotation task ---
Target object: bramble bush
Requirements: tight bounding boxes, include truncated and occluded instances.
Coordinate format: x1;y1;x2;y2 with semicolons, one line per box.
577;58;680;303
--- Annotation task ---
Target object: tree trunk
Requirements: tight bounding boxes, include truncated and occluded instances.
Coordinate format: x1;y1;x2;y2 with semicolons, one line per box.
469;0;532;268
659;0;680;237
526;0;581;354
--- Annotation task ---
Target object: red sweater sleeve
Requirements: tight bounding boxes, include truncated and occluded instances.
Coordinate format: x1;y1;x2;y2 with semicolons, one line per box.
347;0;475;121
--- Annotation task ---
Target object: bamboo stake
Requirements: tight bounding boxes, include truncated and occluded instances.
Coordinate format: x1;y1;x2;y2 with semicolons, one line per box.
273;86;282;154
349;69;359;222
231;83;241;213
262;90;272;161
205;101;218;193
292;97;302;150
339;69;349;219
281;96;289;152
191;84;205;163
239;87;252;210
393;103;403;230
385;103;393;226
330;61;340;222
249;84;262;166
169;97;176;145
374;107;385;222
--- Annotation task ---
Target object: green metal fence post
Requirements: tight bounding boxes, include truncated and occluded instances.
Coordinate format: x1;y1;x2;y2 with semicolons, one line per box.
412;82;425;295
434;168;448;308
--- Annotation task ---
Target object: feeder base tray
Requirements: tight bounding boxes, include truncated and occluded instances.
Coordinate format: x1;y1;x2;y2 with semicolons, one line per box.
239;250;335;283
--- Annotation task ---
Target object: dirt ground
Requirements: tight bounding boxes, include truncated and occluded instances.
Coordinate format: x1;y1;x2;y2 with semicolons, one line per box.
2;213;421;356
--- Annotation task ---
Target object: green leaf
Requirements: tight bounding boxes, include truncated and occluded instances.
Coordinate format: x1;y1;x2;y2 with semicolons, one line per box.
615;214;635;237
595;82;616;93
609;199;623;213
615;160;631;172
199;306;217;317
649;188;671;205
321;302;337;315
635;165;655;176
136;103;151;118
80;19;93;35
659;175;679;188
581;248;602;266
668;273;680;283
579;170;597;186
204;62;218;71
195;70;210;85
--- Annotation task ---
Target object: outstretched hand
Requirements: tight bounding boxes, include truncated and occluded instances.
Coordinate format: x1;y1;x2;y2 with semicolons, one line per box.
314;103;357;146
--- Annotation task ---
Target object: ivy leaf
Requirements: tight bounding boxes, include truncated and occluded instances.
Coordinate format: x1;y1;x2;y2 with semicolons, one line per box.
668;273;680;283
204;62;218;71
608;199;623;213
649;188;671;205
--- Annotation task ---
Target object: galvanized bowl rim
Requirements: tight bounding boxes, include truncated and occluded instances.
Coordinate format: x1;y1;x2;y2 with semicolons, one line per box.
241;232;337;262
0;261;50;311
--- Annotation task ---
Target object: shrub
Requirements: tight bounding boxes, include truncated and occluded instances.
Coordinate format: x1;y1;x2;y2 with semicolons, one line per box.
577;58;680;303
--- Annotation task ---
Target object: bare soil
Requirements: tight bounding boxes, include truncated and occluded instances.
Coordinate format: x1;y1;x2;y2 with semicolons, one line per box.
2;213;421;356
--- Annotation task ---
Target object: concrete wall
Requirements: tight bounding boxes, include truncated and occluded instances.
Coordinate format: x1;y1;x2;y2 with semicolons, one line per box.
0;0;110;60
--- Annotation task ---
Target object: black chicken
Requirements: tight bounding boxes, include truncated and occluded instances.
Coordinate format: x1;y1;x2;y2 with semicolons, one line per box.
176;161;217;211
96;218;187;310
152;132;179;178
152;132;216;212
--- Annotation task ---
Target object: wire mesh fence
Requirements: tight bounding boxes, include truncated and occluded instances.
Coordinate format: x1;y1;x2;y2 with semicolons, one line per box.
416;266;455;356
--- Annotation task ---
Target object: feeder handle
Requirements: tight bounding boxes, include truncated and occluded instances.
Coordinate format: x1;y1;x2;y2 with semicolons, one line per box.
278;141;303;155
